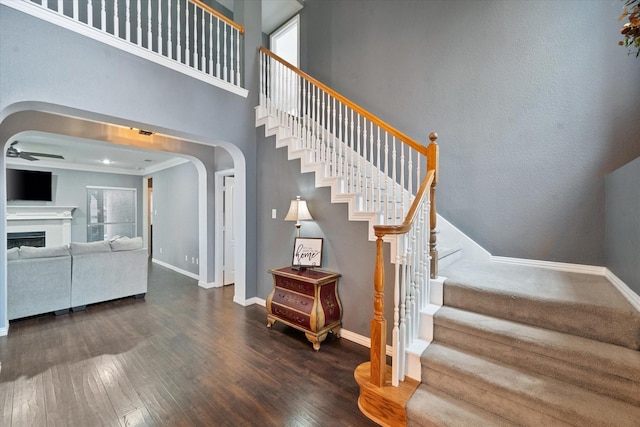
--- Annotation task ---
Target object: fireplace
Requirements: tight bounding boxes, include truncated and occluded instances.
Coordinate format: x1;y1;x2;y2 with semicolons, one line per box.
8;231;46;249
6;206;76;248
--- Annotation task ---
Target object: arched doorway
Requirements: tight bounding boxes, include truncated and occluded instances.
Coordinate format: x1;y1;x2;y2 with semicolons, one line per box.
0;106;248;335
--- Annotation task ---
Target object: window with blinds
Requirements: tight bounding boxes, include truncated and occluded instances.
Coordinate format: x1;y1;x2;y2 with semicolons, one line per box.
87;187;137;242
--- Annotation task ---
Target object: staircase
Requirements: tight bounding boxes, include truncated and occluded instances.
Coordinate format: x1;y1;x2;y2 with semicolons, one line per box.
254;47;640;426
407;259;640;426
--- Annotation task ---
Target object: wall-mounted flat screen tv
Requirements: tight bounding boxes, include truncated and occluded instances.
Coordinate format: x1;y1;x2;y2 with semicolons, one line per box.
6;169;53;201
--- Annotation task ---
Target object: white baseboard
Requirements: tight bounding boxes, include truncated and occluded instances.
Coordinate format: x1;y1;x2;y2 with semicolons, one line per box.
151;258;199;280
0;326;7;337
491;256;607;275
248;297;265;307
340;329;392;356
605;269;640;311
198;281;222;289
491;256;640;312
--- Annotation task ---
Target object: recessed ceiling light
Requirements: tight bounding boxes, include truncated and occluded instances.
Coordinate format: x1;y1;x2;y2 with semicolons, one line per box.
102;159;111;165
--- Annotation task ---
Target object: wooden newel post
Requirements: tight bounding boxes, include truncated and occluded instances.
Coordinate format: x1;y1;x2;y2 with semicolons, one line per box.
427;132;439;279
370;233;387;387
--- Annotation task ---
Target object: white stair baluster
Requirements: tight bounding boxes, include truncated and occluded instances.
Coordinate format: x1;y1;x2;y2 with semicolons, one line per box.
383;132;389;222
348;109;354;194
87;0;93;28
73;0;78;20
125;0;131;42
235;28;241;86
400;141;405;221
156;0;162;54
208;14;214;75
136;0;141;45
369;122;374;212
215;19;220;77
223;21;228;82
176;0;181;62
335;102;346;177
167;0;172;59
201;8;206;73
358;116;363;197
392;137;397;225
102;0;107;33
376;127;381;214
185;3;190;64
193;4;198;68
114;0;119;38
143;0;151;48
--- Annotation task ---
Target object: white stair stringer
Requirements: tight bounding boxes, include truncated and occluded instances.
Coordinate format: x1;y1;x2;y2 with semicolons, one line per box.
256;107;409;249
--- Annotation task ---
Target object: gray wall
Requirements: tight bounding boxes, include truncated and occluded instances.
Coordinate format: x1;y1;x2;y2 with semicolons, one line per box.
150;161;199;274
7;165;143;243
0;1;262;329
606;157;640;294
301;0;640;266
256;132;396;338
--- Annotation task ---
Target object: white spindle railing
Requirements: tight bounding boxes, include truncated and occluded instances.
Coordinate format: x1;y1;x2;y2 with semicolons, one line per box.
29;0;244;89
259;48;438;387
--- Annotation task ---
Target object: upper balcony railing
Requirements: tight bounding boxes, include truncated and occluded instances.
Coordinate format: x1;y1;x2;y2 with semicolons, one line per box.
8;0;246;96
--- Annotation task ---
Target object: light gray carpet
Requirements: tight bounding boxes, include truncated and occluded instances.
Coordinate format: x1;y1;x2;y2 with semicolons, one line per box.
406;260;640;426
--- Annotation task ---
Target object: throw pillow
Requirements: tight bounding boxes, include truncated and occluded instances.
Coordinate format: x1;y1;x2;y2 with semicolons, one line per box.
7;247;19;260
70;241;112;255
110;236;143;251
19;245;70;259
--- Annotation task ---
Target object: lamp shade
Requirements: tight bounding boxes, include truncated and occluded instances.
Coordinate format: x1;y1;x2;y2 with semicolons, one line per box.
285;196;313;222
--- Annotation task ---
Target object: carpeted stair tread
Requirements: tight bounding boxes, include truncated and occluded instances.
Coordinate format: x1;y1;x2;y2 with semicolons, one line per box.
406;384;518;427
421;343;640;426
434;306;640;405
440;260;640;349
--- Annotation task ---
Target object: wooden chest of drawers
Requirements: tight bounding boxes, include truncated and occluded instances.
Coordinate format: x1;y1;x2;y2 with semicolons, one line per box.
266;267;342;350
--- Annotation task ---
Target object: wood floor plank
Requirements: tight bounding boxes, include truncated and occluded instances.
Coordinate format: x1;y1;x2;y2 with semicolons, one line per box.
11;373;46;427
0;262;377;426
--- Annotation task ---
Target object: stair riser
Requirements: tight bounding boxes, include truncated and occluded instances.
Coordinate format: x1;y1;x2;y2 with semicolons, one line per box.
422;369;572;426
434;324;640;406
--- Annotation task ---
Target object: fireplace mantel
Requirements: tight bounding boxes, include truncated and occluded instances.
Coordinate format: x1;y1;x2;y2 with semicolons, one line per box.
7;206;77;221
6;206;77;247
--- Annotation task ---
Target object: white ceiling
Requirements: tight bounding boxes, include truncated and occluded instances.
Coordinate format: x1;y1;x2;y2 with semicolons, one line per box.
6;133;188;176
5;0;302;175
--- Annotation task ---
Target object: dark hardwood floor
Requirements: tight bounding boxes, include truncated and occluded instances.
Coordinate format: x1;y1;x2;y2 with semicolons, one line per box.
0;262;377;426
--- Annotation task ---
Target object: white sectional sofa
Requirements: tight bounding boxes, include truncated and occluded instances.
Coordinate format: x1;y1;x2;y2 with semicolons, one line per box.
7;245;72;320
70;237;148;311
7;237;148;320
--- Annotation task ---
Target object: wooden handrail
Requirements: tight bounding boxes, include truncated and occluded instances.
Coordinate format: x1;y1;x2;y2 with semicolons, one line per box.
191;0;245;34
374;171;434;237
260;47;427;156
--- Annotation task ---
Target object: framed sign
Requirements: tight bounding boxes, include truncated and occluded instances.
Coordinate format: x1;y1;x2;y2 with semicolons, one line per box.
292;237;323;269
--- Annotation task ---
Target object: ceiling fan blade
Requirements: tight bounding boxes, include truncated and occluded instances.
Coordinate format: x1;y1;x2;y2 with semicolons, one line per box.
20;153;39;161
23;151;65;160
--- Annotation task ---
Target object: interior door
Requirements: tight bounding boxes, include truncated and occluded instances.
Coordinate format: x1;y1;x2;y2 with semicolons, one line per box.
223;176;235;286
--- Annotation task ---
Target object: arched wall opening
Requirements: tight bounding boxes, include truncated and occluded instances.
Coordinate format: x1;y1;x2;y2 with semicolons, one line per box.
0;104;248;335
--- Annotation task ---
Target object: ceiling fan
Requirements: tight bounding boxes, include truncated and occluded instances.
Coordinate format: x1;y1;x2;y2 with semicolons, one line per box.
6;141;64;161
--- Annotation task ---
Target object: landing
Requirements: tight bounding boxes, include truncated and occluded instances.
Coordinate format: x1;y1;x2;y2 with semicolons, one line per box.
440;260;640;350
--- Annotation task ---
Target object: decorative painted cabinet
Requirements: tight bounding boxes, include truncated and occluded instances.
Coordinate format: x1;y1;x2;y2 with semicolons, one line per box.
266;267;342;351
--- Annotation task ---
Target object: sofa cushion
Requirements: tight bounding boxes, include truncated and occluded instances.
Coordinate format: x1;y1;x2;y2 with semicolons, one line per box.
110;236;143;252
19;245;70;259
70;241;112;255
7;247;19;260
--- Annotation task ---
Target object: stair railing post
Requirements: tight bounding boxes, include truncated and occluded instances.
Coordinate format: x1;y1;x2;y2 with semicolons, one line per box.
370;232;387;387
427;132;439;279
